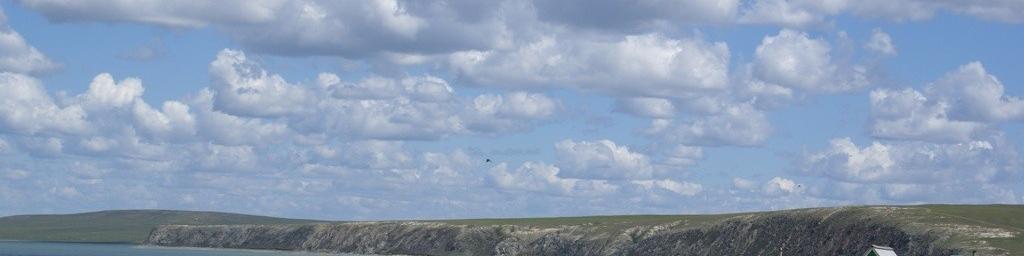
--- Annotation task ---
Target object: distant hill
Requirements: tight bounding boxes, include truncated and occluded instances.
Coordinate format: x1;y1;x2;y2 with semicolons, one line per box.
0;210;320;243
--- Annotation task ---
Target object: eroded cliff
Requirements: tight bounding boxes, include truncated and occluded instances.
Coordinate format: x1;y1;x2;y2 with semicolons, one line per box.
145;207;1002;255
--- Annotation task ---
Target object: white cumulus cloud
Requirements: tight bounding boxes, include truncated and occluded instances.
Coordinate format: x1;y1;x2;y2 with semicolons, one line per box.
555;139;653;180
869;88;984;143
632;179;702;196
865;28;896;55
752;29;866;93
926;62;1024;122
489;162;618;197
449;34;731;98
0;6;58;74
464;91;558;133
869;62;1023;143
208;49;312;117
645;103;772;146
0;73;88;135
803;137;1019;184
79;73;144;108
132;100;197;140
762;177;803;196
740;0;847;27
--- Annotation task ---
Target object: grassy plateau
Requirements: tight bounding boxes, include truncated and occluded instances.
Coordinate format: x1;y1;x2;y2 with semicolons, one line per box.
0;210;318;243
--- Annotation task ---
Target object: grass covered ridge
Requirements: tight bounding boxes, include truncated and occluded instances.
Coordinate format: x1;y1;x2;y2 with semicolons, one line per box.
0;210;318;243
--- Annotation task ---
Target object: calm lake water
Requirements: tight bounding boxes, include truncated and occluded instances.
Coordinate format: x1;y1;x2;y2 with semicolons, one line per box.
0;241;374;256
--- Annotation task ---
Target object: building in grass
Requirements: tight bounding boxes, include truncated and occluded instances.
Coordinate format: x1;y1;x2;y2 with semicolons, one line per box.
863;245;898;256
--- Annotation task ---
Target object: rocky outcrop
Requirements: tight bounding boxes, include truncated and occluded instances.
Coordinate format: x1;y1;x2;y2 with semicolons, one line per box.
145;207;961;255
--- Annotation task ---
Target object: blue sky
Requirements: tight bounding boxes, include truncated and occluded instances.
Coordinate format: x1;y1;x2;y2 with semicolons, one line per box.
0;0;1022;220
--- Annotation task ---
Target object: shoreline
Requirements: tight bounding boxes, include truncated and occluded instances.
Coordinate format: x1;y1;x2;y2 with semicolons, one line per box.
0;240;367;255
0;239;134;245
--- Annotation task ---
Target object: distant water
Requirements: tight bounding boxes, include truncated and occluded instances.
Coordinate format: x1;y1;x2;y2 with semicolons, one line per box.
0;241;375;256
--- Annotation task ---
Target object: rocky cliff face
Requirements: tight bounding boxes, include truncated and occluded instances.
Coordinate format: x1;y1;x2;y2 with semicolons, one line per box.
145;207;961;256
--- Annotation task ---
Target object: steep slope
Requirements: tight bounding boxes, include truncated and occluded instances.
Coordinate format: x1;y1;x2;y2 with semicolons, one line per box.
0;210;319;243
144;205;1024;255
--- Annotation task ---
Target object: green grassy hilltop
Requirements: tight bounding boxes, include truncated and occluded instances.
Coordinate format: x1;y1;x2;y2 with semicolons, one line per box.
1;205;1022;254
0;210;318;243
914;205;1024;254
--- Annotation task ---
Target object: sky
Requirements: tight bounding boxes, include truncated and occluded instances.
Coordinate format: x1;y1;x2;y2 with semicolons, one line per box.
0;0;1022;220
